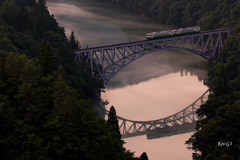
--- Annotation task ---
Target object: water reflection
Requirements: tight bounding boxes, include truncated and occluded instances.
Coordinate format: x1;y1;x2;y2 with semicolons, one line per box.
47;0;209;87
125;133;194;160
146;123;196;140
47;0;170;47
63;0;171;39
46;1;208;159
47;1;129;47
107;49;209;89
103;73;208;121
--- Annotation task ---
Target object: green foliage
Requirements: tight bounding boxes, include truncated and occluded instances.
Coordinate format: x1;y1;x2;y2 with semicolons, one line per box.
14;6;32;31
39;40;54;76
186;25;240;159
100;0;240;29
0;1;141;160
4;52;28;105
0;37;18;52
0;50;140;159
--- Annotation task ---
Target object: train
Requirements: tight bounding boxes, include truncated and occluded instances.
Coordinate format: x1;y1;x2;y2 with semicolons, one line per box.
146;26;200;40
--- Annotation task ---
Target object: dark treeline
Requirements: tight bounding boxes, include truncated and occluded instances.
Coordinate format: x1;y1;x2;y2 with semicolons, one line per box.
100;0;240;30
185;25;240;159
0;0;147;159
99;0;240;159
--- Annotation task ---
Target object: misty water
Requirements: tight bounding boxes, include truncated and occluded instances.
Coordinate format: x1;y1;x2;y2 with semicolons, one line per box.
47;0;210;159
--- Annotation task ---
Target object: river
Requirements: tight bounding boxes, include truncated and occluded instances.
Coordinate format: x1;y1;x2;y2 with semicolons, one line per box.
46;0;209;159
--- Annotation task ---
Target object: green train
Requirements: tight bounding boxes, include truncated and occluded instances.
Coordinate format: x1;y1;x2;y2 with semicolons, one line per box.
146;26;200;40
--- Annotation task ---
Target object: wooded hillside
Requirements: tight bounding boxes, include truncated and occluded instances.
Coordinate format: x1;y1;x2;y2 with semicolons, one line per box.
101;0;240;30
0;0;144;159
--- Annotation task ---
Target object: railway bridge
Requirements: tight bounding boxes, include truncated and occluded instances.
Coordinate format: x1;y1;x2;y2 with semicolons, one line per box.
75;28;233;84
75;28;232;138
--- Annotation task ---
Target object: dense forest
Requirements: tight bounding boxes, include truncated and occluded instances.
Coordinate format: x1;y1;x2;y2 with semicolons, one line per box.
1;0;240;159
99;0;240;159
0;0;147;159
100;0;240;30
185;25;240;159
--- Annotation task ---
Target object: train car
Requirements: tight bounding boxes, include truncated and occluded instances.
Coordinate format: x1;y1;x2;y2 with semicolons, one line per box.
146;26;200;40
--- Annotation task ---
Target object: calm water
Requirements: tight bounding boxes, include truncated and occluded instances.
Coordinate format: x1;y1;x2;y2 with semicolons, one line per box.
46;0;209;159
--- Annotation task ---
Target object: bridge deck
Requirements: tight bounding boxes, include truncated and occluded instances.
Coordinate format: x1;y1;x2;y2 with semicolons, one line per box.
75;28;233;52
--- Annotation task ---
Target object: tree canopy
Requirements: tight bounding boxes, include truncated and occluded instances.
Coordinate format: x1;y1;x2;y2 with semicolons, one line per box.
0;0;141;159
185;23;240;160
100;0;240;30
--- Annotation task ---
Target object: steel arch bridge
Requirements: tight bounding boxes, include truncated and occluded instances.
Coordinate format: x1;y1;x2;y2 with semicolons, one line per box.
105;89;211;138
75;28;233;84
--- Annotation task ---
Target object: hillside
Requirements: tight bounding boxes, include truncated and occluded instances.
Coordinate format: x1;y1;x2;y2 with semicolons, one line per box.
0;0;143;159
100;0;240;30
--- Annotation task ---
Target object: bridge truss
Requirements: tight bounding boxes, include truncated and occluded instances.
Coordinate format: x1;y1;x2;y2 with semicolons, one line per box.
108;89;211;138
75;28;232;84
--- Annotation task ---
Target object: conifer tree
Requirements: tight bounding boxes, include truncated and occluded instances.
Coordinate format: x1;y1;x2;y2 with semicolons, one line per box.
0;51;8;95
0;94;13;159
44;65;97;159
14;6;31;31
107;105;121;139
39;40;53;76
69;31;80;50
34;0;48;38
5;52;28;107
1;0;18;26
51;65;72;121
36;0;46;10
20;0;35;6
15;59;41;123
58;41;75;75
140;152;148;160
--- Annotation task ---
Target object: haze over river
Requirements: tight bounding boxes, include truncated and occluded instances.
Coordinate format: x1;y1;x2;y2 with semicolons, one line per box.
47;0;210;159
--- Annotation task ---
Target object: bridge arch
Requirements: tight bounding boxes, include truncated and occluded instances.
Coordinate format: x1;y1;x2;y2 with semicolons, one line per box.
105;89;211;138
75;28;232;84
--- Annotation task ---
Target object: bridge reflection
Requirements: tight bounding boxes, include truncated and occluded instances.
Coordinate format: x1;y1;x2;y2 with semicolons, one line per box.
104;89;211;139
82;29;227;139
146;122;196;140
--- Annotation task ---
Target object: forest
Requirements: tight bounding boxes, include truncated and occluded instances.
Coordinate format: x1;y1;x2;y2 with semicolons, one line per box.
1;0;240;159
100;0;240;30
0;0;147;159
99;0;240;159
